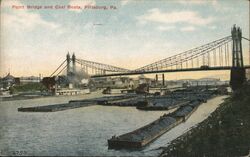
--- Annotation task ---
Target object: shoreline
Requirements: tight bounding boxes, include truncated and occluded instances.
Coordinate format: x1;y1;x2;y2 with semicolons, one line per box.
160;85;250;157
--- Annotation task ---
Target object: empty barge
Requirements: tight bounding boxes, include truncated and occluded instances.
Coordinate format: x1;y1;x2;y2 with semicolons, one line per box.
18;95;137;112
18;101;94;112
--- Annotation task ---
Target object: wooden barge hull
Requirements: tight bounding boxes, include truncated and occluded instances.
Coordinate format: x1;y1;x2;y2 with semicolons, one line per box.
18;102;94;112
136;101;189;111
17;95;137;112
107;97;210;149
108;117;182;149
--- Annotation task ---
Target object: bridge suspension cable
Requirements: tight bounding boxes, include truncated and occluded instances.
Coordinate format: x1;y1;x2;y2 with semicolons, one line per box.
75;59;130;73
54;64;68;77
242;36;250;41
242;36;250;66
134;36;232;72
49;59;67;77
49;35;249;78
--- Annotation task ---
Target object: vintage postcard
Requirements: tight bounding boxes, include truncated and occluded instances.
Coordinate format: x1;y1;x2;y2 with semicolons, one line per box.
0;0;249;156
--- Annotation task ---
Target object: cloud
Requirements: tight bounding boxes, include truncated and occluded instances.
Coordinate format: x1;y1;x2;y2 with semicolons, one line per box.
157;25;176;31
177;0;207;5
2;12;59;30
137;8;214;26
180;26;196;32
177;0;230;13
177;0;223;12
208;25;217;30
177;0;218;6
68;0;96;12
1;0;23;7
121;0;131;6
1;1;60;30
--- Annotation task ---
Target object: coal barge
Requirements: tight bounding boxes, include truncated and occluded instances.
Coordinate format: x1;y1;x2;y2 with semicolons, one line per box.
18;95;137;112
108;100;205;149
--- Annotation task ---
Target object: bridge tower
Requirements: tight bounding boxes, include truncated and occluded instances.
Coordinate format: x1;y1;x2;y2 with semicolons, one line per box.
72;53;76;75
66;53;71;77
230;25;246;90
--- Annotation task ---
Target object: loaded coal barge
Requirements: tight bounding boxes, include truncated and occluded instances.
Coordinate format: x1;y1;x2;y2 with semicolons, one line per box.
108;100;205;149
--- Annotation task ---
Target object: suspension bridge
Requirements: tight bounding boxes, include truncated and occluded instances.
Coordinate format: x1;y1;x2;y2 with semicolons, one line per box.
50;25;250;90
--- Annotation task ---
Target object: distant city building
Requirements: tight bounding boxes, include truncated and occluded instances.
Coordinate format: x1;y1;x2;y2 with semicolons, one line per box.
112;77;133;88
175;78;224;86
138;75;151;84
42;77;56;91
0;73;20;89
19;76;41;84
92;76;144;89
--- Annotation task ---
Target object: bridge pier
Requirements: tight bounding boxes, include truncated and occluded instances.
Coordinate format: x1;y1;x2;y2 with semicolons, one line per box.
230;67;246;91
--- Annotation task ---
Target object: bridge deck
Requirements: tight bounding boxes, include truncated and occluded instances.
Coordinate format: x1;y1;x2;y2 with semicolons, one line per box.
91;66;250;78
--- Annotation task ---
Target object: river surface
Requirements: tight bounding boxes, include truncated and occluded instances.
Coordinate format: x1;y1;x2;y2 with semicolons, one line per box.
0;91;227;156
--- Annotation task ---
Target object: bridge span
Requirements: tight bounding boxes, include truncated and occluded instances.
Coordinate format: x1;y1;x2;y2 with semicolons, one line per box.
49;25;250;90
91;66;250;78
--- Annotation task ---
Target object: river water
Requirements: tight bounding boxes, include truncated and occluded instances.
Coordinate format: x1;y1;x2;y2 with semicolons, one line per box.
0;91;227;156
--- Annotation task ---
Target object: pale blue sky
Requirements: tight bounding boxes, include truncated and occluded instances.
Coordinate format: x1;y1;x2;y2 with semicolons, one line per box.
0;0;249;77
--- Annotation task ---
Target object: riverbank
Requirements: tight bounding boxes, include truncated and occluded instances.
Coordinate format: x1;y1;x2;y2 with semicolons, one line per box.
160;85;250;157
